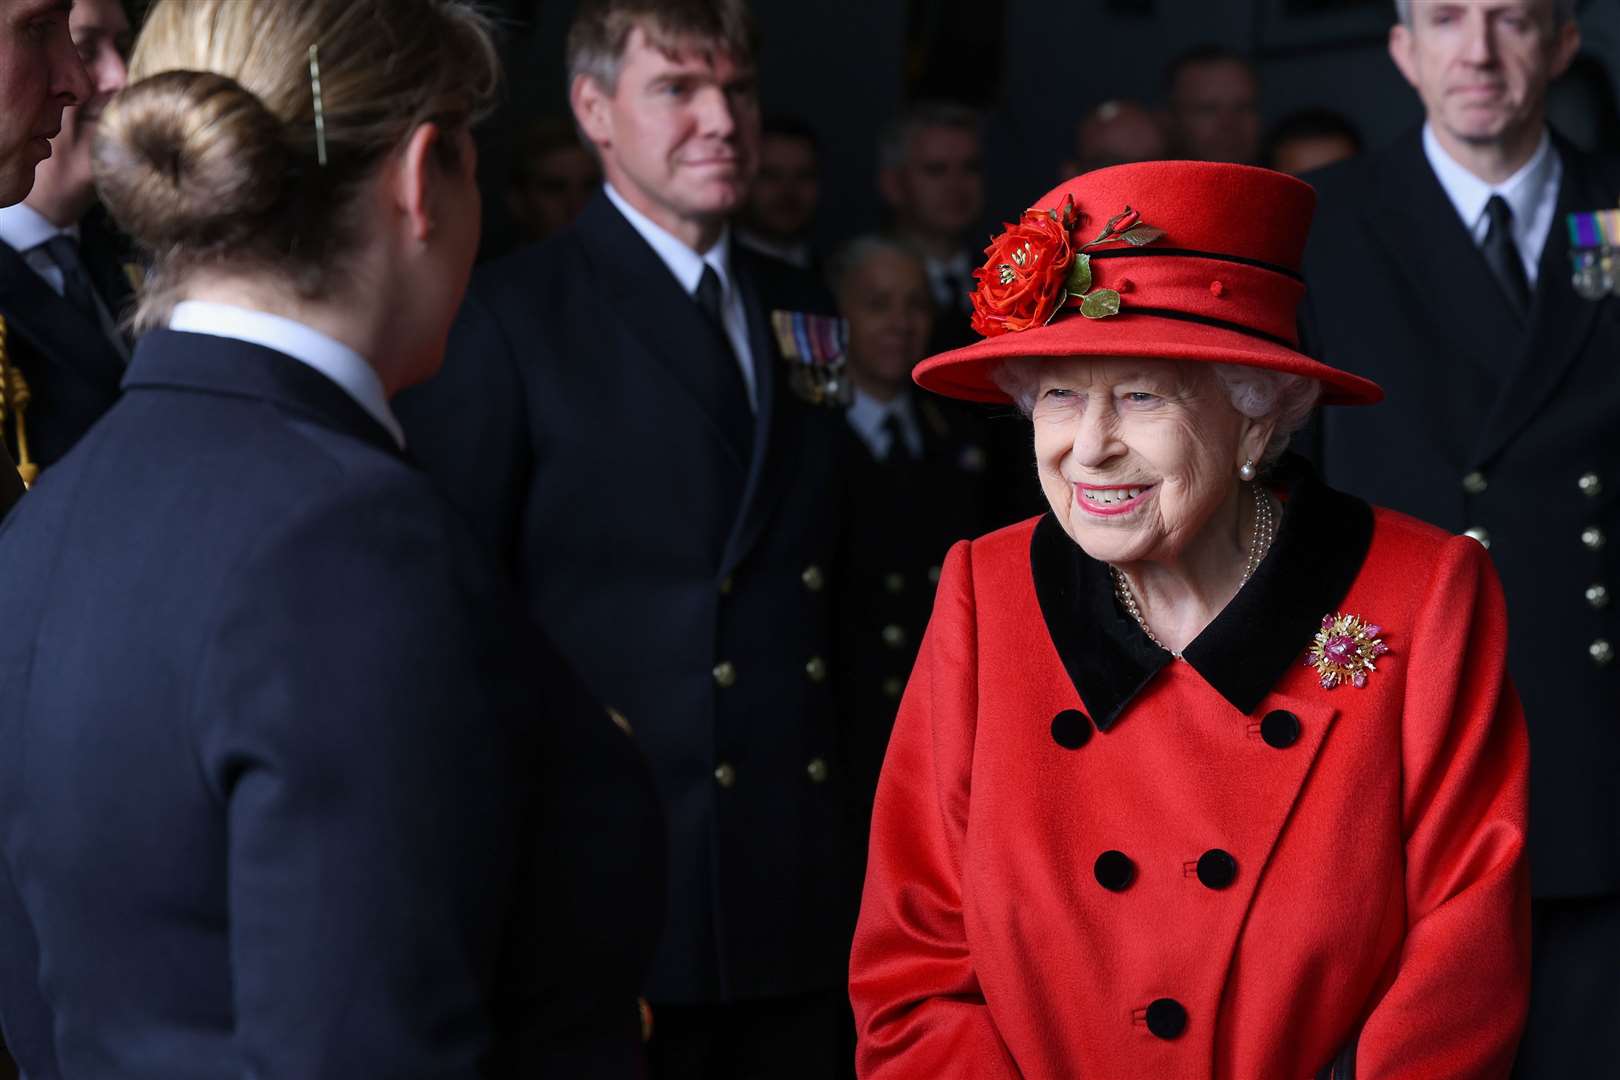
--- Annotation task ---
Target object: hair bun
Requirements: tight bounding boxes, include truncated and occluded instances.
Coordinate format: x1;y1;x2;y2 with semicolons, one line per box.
94;70;290;253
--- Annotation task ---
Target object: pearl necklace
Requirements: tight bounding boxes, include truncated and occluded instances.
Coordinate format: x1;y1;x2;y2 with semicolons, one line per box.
1111;484;1276;659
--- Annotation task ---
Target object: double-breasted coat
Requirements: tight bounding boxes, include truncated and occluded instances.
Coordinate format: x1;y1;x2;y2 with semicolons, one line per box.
850;462;1530;1079
397;192;857;1005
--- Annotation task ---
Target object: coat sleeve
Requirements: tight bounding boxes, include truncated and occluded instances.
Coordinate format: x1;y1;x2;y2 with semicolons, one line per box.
849;540;1022;1079
192;481;528;1077
1353;535;1531;1078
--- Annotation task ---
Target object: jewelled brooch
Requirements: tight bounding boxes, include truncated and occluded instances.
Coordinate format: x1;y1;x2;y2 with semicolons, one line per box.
1306;612;1389;689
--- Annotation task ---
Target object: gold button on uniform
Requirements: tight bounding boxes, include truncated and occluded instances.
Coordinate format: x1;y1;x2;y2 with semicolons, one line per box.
714;762;737;788
801;564;825;591
1591;639;1614;667
1588;584;1611;610
881;624;907;649
1462;471;1488;495
882;677;904;700
1463;527;1490;548
884;572;906;594
806;757;829;783
1582;526;1606;551
713;661;737;688
1578;472;1603;497
607;708;632;736
805;656;828;683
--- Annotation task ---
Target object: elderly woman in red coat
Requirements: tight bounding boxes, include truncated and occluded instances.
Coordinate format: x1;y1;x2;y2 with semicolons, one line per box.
848;161;1530;1080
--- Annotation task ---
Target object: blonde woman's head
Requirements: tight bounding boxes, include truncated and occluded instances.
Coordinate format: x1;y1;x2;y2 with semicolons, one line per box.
94;0;500;332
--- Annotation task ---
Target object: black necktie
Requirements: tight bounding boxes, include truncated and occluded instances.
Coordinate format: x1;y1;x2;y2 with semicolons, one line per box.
882;412;915;463
40;235;100;324
693;264;754;454
1481;195;1530;317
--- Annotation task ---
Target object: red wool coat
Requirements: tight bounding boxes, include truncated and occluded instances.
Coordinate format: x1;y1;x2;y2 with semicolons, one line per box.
850;471;1530;1079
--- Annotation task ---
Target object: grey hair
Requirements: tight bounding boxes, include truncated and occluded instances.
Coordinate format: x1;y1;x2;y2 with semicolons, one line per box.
826;233;927;298
991;358;1321;472
1393;0;1576;26
878;101;983;171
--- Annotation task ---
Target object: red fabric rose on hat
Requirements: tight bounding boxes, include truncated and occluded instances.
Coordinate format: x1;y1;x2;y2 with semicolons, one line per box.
969;197;1077;338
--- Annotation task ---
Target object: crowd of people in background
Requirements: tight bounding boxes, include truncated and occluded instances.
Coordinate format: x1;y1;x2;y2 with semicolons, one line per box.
0;0;1615;1076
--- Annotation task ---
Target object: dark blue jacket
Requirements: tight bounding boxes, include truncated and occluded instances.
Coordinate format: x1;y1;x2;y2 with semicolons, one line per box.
0;329;662;1077
398;191;857;1005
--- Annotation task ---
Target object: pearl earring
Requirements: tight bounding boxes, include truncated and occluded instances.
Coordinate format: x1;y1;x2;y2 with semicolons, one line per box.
1239;458;1257;482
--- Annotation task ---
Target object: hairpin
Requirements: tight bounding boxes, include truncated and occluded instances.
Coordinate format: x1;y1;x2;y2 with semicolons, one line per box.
308;44;327;167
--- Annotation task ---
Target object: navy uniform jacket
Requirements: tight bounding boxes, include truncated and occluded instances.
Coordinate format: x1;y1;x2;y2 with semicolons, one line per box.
0;330;662;1078
835;390;995;880
398;191;855;1005
0;212;132;472
1300;129;1620;899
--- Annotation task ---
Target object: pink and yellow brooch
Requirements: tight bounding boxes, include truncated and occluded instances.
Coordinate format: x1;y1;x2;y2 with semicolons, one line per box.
1306;613;1389;689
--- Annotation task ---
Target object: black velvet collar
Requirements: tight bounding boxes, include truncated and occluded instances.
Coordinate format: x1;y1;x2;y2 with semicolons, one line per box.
1030;455;1373;731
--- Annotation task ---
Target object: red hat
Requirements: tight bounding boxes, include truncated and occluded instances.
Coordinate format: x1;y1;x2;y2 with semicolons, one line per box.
913;161;1383;407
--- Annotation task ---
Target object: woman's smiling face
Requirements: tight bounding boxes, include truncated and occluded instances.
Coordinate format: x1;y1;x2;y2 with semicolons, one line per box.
1031;357;1272;568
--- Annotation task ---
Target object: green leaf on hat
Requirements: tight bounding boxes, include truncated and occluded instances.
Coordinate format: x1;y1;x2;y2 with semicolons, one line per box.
1065;253;1092;295
1079;289;1121;319
1120;225;1165;247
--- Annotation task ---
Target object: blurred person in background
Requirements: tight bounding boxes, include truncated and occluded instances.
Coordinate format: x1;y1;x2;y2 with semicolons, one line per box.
0;0;90;524
397;1;858;1076
828;233;993;887
0;0;662;1075
1165;45;1262;164
1298;2;1619;1075
736;112;820;270
0;0;133;482
1061;98;1168;177
1263;107;1363;176
877;100;985;354
506;114;600;246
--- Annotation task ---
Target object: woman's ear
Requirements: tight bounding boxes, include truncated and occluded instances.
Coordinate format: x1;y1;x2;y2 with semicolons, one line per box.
394;121;445;244
1240;415;1279;473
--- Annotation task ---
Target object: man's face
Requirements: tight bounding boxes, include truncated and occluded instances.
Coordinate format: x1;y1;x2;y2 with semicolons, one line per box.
28;0;129;219
1390;1;1578;149
0;0;92;206
1071;103;1168;174
741;133;817;242
1168;60;1261;164
573;25;759;238
840;248;933;393
1270;132;1360;176
884;126;984;243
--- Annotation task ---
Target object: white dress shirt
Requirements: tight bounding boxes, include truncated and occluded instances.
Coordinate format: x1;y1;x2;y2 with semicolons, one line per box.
169;300;406;448
1422;123;1561;287
846;387;923;461
0;202;129;358
604;183;758;410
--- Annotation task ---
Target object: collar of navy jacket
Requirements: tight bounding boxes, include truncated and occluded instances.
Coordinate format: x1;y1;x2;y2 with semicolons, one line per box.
122;329;404;459
1030;455;1374;732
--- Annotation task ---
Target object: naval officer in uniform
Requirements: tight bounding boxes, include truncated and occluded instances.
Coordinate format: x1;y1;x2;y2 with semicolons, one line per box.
397;1;857;1076
1298;4;1620;1072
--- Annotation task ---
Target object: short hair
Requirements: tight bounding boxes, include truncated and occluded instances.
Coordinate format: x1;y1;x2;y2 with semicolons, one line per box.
96;0;500;333
762;112;820;151
510;115;591;187
1394;0;1576;26
566;0;757;95
1164;45;1257;98
991;358;1321;471
826;233;926;298
1262;108;1363;168
878;100;982;171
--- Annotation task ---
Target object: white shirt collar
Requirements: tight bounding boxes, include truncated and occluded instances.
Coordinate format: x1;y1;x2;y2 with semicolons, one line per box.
847;386;920;457
604;182;733;297
168;300;406;449
1422;123;1554;229
0;202;77;253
